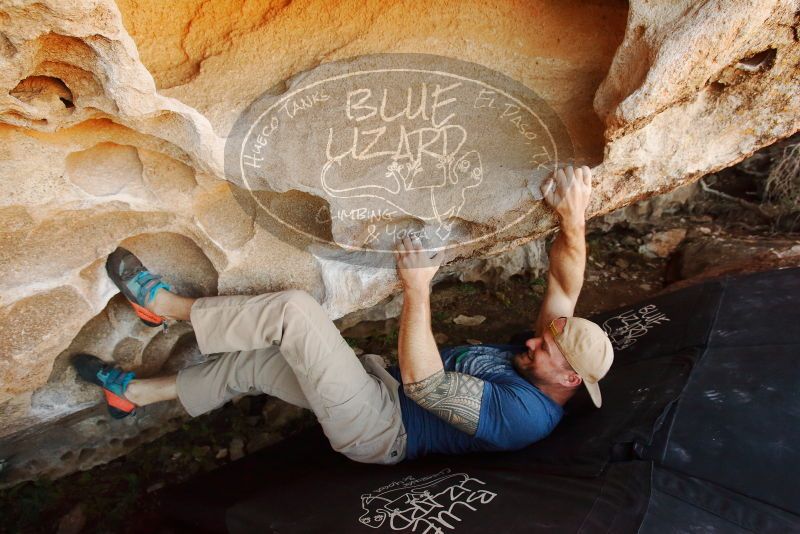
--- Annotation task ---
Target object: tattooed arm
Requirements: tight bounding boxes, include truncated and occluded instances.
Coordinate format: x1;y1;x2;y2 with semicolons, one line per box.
403;370;484;435
394;237;484;436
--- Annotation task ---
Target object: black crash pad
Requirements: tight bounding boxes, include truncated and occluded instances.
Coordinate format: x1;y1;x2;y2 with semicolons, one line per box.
160;267;800;533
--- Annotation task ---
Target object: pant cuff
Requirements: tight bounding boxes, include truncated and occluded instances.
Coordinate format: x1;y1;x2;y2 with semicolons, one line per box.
175;363;217;417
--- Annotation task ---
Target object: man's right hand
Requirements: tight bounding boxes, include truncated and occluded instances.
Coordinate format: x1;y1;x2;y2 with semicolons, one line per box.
534;165;591;335
541;165;592;228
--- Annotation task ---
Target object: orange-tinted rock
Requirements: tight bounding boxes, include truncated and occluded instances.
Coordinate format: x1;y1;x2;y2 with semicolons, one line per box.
0;0;797;485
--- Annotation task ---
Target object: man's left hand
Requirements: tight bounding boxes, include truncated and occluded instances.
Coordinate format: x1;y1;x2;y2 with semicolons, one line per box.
394;237;443;293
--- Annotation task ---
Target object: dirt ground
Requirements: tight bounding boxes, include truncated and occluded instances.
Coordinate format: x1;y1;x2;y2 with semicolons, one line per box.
1;139;798;533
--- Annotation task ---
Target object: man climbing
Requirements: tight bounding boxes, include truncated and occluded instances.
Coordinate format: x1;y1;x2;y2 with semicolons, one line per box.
73;165;613;464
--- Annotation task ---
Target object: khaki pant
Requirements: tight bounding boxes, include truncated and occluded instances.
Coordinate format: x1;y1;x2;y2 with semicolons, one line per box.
175;290;406;465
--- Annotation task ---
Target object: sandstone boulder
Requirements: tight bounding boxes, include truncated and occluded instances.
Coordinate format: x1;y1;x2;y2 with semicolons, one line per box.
0;0;798;486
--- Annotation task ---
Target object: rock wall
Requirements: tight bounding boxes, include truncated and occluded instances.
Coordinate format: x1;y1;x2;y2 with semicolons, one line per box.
0;0;798;485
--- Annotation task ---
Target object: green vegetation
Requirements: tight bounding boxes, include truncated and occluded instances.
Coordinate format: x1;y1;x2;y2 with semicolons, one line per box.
455;283;479;295
494;291;512;308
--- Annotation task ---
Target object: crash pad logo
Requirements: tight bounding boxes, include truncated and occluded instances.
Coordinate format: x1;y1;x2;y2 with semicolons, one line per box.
602;304;671;351
358;469;497;532
225;53;573;263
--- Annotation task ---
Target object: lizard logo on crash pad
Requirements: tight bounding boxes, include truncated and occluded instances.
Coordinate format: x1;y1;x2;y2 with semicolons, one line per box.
602;304;671;351
358;468;497;531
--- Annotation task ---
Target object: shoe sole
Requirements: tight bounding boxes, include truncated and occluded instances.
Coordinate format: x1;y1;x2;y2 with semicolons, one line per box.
72;353;136;419
106;247;164;328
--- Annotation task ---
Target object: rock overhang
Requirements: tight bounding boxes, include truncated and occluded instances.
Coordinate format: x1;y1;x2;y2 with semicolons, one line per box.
0;0;798;486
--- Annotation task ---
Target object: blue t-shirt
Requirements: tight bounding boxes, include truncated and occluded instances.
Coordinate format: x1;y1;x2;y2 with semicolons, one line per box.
387;344;564;460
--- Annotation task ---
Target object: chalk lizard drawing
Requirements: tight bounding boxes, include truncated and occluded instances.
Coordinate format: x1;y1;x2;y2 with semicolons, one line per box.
321;124;483;241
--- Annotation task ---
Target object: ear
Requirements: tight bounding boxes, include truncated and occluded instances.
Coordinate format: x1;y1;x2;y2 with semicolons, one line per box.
562;372;582;388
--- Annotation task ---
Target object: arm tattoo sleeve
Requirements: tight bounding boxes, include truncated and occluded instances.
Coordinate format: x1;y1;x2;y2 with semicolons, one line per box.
403;370;484;436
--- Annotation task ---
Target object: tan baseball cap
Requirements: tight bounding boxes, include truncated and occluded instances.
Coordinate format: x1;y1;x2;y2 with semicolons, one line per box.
549;317;614;408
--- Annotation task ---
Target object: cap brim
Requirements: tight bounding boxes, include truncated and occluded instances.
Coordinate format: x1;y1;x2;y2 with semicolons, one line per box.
584;380;602;408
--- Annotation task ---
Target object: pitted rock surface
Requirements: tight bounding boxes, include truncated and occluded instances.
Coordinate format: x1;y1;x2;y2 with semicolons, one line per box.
0;0;798;485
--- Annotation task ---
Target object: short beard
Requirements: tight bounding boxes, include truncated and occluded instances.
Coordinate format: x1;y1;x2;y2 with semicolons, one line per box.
512;352;542;387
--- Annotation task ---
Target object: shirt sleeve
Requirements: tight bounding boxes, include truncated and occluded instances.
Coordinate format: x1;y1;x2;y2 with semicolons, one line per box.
474;379;562;450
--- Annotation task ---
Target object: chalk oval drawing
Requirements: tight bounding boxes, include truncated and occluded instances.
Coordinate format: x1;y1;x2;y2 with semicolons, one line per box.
225;53;574;263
